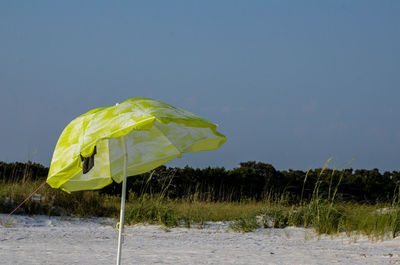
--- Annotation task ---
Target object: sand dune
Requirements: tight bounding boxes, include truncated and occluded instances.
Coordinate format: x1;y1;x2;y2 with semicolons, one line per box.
1;214;399;265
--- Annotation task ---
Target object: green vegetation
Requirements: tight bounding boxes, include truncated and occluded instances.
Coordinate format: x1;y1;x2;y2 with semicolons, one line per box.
259;202;400;240
2;160;400;203
0;179;120;217
1;160;399;239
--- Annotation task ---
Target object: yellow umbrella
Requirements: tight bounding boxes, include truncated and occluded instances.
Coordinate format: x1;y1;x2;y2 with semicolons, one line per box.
47;98;226;265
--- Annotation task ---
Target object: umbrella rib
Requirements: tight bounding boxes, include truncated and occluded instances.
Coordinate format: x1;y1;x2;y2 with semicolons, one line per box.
67;175;110;181
153;122;182;155
79;116;156;157
154;122;214;153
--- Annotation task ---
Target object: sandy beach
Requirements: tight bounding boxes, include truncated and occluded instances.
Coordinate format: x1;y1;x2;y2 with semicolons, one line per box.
1;214;399;265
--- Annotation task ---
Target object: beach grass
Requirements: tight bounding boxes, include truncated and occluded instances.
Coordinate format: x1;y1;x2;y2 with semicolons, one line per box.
1;177;399;239
124;195;264;229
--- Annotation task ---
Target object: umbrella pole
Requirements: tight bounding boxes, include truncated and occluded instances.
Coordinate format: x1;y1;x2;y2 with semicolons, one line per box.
117;135;128;265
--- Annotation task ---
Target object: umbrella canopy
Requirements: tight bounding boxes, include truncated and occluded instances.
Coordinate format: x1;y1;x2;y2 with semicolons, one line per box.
47;98;226;192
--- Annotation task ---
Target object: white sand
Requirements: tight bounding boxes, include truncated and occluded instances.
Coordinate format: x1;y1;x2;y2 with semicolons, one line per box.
1;214;400;265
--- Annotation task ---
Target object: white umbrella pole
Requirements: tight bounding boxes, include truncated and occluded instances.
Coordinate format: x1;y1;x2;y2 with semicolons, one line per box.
117;135;128;265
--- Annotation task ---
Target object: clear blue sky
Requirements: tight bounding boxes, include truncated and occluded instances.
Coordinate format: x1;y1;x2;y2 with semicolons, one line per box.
1;1;399;171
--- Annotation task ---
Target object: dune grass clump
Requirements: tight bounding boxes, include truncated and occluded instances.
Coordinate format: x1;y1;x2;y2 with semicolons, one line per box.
258;159;400;239
125;196;178;227
124;195;265;228
124;170;265;228
0;178;121;218
230;216;259;232
339;204;400;240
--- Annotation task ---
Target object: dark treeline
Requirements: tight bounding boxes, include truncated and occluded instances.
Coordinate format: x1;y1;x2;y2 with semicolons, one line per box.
1;161;400;203
0;161;49;183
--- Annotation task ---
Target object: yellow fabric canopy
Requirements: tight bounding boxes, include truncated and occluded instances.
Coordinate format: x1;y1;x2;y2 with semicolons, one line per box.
47;98;226;192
